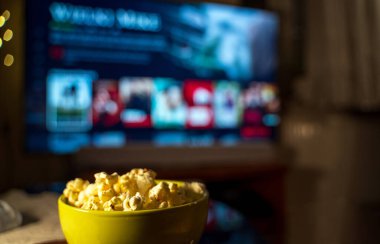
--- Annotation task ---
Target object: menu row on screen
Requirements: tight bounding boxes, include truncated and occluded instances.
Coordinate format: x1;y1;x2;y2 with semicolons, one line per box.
46;69;280;133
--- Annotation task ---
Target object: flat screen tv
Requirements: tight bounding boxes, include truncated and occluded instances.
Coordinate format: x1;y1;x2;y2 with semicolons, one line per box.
25;0;280;155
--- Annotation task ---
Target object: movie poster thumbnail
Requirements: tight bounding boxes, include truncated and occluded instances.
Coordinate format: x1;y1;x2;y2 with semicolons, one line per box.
92;80;123;128
152;78;187;128
240;82;279;138
213;81;241;128
46;69;96;132
183;80;214;129
119;77;153;128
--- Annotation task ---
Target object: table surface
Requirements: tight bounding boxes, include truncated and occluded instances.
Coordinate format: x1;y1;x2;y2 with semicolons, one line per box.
0;190;65;244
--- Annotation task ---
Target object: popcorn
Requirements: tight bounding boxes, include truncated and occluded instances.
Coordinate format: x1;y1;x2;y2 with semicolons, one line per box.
63;178;90;206
62;168;207;211
159;201;168;209
128;192;144;211
82;196;102;210
149;182;170;202
103;196;124;211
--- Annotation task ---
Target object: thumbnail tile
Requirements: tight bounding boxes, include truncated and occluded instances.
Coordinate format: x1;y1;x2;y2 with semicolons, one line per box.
119;77;153;127
241;126;271;139
184;80;213;128
152;78;187;128
92;80;123;128
188;132;215;146
46;69;96;132
93;131;126;148
47;133;90;154
153;131;187;146
214;81;241;128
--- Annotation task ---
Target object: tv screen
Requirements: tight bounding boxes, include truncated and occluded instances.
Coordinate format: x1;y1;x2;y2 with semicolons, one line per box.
25;0;280;154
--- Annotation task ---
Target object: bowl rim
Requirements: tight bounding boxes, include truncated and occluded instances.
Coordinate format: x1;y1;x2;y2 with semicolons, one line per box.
58;180;208;216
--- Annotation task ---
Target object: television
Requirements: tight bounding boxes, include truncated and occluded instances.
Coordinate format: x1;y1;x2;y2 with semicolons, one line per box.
25;0;280;157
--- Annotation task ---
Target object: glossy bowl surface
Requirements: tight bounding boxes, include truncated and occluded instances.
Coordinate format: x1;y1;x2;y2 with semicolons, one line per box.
58;180;208;244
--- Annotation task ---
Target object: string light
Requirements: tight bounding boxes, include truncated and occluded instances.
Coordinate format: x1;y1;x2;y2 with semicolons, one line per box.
1;10;13;67
3;29;13;41
4;54;14;67
0;16;5;28
2;10;10;21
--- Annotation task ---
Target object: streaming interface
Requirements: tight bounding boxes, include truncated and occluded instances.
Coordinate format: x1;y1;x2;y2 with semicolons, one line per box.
25;0;279;153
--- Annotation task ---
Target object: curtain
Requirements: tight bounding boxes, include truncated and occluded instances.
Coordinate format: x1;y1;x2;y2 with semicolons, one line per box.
305;0;380;111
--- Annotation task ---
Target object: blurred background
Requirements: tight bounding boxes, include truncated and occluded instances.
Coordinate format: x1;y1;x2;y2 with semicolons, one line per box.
0;0;380;243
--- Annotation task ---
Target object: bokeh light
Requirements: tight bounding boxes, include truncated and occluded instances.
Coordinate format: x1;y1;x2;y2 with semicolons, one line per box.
0;16;5;27
3;29;13;41
2;10;10;21
4;54;14;67
0;38;2;48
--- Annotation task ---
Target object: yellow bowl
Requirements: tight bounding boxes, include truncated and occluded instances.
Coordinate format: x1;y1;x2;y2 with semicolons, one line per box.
58;180;208;244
